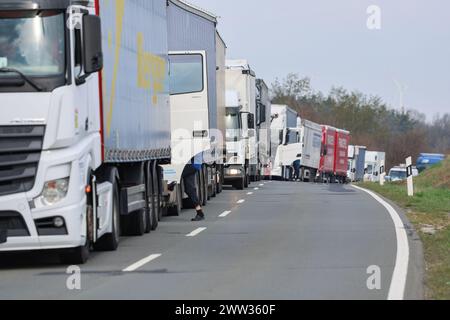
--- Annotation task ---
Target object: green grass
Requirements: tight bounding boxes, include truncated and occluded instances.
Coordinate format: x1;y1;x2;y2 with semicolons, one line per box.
359;157;450;300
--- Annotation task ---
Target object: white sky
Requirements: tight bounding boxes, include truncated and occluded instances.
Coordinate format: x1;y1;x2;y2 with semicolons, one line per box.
192;0;450;118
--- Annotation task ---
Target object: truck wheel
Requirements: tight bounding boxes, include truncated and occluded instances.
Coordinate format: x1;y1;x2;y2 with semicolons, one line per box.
200;167;207;206
60;204;92;264
235;175;245;190
60;238;90;265
151;164;160;230
167;184;182;216
217;166;224;194
94;181;121;251
211;167;217;198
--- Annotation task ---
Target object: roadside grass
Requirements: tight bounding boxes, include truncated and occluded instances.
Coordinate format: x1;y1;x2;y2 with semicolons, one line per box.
359;157;450;300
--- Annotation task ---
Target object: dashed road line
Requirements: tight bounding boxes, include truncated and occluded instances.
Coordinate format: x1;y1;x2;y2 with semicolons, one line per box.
123;254;162;272
219;211;232;218
186;227;207;237
237;199;246;204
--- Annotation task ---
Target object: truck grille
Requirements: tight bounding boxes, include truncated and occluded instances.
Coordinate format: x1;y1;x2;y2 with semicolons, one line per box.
0;126;45;197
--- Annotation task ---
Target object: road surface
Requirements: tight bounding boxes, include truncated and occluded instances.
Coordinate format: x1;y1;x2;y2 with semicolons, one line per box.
0;181;423;300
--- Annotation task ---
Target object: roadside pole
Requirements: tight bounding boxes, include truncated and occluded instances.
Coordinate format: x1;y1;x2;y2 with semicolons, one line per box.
406;156;414;196
380;161;386;186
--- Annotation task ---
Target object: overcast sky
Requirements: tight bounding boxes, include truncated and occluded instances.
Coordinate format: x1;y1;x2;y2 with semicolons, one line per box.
192;0;450;119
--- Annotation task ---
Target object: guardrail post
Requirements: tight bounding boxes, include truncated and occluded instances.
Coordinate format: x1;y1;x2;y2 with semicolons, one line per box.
406;156;414;197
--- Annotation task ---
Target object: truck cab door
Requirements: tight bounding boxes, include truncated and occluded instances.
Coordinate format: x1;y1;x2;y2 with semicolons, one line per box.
169;51;209;144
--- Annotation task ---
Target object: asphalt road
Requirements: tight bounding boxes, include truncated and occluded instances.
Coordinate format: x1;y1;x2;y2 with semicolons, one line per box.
0;181;423;300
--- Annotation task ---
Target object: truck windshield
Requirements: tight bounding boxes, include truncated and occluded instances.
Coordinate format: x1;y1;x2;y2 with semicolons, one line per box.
0;11;65;77
169;54;203;95
226;112;240;141
390;170;407;180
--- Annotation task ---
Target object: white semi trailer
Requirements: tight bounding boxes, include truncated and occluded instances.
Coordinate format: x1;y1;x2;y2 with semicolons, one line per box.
297;120;322;181
163;0;226;213
0;0;171;263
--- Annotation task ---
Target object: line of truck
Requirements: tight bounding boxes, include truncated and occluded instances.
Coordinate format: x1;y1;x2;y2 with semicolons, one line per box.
0;0;398;264
0;0;273;264
269;105;353;184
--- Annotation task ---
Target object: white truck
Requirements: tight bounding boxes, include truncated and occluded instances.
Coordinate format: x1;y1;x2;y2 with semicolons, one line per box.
0;0;171;263
297;119;322;181
364;151;386;182
270;105;299;180
224;60;258;187
163;0;226;213
256;79;272;180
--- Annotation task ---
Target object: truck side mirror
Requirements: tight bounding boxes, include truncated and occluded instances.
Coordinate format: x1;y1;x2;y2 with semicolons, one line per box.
83;15;103;74
248;113;255;130
259;104;266;124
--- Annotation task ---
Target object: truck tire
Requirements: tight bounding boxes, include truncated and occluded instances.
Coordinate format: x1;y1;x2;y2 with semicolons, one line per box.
94;180;121;251
144;162;154;233
200;167;207;206
216;166;224;194
60;236;90;265
124;209;146;236
233;177;246;190
244;166;249;188
167;183;182;216
211;167;217;198
151;163;160;230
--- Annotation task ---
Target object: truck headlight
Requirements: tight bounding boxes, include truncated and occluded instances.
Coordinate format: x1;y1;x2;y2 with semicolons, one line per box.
40;178;70;206
229;169;240;175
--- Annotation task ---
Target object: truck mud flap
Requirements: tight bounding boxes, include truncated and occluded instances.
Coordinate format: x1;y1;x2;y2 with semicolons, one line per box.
120;184;146;216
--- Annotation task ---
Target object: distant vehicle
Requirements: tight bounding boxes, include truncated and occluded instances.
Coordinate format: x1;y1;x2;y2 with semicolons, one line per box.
386;166;419;182
364;151;386;182
318;126;350;183
416;153;445;173
348;145;367;182
270;105;299;180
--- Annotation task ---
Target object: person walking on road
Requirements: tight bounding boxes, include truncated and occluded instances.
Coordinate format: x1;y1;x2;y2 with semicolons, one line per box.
183;154;205;222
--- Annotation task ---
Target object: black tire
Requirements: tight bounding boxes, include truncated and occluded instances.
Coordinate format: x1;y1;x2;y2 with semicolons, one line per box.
60;240;90;265
94;180;121;251
152;163;160;230
216;166;223;194
204;166;211;201
211;167;217;198
235;175;245;190
167;183;182;216
123;209;145;236
200;168;207;206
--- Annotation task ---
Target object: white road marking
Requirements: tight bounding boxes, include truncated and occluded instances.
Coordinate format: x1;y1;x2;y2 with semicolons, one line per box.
219;211;232;218
352;185;409;300
186;227;207;237
254;187;259;191
247;192;254;195
259;184;264;187
123;254;162;272
237;199;245;204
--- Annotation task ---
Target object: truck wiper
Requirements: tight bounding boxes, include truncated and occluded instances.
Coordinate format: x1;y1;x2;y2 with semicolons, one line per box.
0;67;43;92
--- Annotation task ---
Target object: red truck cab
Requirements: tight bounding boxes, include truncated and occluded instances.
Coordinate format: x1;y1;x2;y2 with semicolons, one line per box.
319;126;336;181
334;129;351;183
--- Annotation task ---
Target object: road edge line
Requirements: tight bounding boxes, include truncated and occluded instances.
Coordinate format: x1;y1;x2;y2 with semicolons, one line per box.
352;185;410;301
